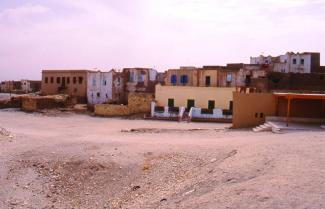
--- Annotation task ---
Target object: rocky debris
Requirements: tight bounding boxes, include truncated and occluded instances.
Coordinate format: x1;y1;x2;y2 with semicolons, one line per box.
131;185;141;191
15;158;131;209
0;127;13;138
5;148;269;209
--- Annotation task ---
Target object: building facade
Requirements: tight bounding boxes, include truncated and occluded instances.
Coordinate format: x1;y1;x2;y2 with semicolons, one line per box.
155;84;234;110
41;70;91;103
122;68;158;103
250;55;279;65
252;52;324;74
0;81;21;93
21;80;41;93
165;65;244;88
87;71;113;105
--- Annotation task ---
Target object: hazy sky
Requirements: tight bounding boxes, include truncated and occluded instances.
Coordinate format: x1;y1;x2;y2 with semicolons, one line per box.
1;0;325;80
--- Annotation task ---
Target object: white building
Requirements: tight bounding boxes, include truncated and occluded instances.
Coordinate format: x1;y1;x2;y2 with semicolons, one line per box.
273;52;319;73
87;71;113;105
251;52;321;74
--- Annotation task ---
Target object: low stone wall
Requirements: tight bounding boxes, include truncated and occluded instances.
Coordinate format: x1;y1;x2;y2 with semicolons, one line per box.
0;97;23;109
21;95;70;112
94;104;130;116
128;93;153;114
21;98;37;111
94;93;153;116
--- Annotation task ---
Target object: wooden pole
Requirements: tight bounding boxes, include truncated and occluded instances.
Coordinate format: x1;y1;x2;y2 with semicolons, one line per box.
322;99;325;117
286;97;291;127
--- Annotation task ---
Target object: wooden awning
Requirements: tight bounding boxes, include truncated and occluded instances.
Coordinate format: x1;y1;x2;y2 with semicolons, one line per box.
273;93;325;126
274;93;325;100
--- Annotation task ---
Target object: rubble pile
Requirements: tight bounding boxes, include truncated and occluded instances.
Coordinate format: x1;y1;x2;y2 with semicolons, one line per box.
0;127;12;137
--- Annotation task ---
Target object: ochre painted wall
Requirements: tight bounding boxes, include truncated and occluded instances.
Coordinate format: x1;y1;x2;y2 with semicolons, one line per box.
155;84;235;109
198;69;218;87
232;92;276;128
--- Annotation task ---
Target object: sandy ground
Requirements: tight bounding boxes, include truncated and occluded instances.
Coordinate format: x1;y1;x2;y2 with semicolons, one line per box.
0;109;324;209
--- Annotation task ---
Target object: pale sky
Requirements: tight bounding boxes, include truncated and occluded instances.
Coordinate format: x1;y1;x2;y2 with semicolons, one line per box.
1;0;325;80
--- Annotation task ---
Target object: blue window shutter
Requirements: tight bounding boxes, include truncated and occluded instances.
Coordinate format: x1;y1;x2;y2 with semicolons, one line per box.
171;75;177;84
138;73;143;82
130;72;134;82
184;75;188;83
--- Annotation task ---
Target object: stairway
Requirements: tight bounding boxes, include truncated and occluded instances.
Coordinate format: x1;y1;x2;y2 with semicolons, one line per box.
181;112;190;122
252;122;281;133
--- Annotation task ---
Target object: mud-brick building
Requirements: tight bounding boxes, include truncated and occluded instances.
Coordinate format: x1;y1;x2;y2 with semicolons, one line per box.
122;68;158;102
42;70;93;103
164;64;245;88
0;80;22;93
21;80;41;93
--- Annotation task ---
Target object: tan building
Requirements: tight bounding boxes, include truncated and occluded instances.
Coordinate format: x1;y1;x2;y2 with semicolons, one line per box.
165;67;199;86
0;81;21;93
165;65;244;87
41;70;92;103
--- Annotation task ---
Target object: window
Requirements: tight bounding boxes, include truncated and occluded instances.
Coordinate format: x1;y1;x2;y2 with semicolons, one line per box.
67;77;70;84
300;59;304;65
103;80;107;86
205;76;211;86
78;77;83;84
168;98;174;107
106;94;108;98
229;101;233;111
45;77;48;84
130;72;134;82
226;74;232;82
138;73;143;82
171;75;177;85
97;92;100;97
92;77;96;86
56;77;60;84
187;99;195;111
50;77;54;83
180;75;188;85
73;77;77;84
293;58;297;64
208;100;215;109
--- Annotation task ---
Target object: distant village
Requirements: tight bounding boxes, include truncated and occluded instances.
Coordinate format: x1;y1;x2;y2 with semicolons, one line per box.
1;51;325;131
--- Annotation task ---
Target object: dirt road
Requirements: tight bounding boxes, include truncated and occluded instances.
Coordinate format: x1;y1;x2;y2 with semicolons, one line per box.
0;109;324;209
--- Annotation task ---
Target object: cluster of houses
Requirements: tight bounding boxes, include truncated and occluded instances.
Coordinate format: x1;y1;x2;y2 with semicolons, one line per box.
0;80;41;94
2;51;325;129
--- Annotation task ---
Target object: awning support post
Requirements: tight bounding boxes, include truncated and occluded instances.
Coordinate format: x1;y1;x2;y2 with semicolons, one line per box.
286;97;291;127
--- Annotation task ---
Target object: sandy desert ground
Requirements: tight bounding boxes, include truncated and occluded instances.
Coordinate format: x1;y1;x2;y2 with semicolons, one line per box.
0;109;324;209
